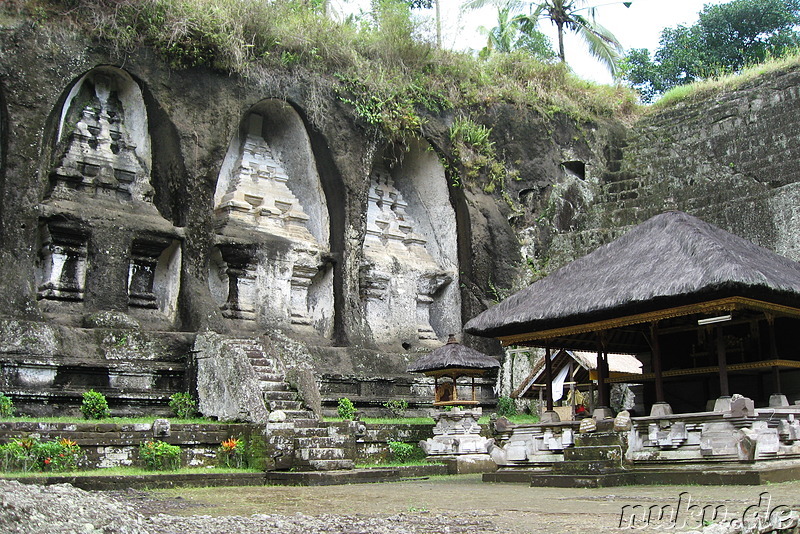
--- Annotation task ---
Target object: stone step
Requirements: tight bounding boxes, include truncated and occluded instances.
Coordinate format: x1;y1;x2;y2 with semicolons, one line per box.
259;381;292;392
322;421;358;432
248;357;276;367
294;436;349;449
250;362;274;370
551;459;622;474
269;400;304;411
281;410;315;420
574;432;627;448
256;372;285;383
564;445;625;462
528;472;635;488
264;390;297;401
296;447;347;461
295;459;355;472
293;426;330;437
291;418;324;428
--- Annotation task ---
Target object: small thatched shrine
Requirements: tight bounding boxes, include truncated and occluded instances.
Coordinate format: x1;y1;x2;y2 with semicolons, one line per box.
408;335;499;474
407;334;500;406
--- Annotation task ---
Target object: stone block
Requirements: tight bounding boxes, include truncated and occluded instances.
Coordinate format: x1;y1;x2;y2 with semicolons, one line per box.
729;396;755;418
579;418;596;433
442;454;497;474
505;441;528;462
613;410;631;432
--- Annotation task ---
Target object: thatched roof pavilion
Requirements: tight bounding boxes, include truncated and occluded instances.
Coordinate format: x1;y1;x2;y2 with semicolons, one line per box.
407;335;500;406
465;211;800;415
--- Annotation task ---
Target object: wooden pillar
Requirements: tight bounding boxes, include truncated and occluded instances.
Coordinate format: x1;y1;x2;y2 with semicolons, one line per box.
544;346;554;412
471;376;477;402
596;333;609;408
452;374;459;401
768;314;782;394
717;325;729;397
568;361;575;419
650;322;665;404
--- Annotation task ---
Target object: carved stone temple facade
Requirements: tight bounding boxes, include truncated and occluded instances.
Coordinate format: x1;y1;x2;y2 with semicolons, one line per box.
0;44;482;418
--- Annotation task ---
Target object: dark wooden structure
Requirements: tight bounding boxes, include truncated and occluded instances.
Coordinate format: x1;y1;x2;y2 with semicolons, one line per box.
465;211;800;414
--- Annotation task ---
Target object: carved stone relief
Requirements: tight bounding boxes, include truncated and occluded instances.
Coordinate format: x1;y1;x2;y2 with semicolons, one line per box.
36;222;89;302
361;153;457;347
38;67;181;322
212;109;333;335
49;70;152;203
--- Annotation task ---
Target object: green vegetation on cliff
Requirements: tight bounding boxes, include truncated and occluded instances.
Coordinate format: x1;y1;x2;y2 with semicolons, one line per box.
650;51;800;109
2;0;637;139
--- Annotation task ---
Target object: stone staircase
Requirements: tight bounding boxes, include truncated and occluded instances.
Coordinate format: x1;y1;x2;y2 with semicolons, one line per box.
264;417;357;471
226;337;311;419
227;337;358;472
291;419;357;471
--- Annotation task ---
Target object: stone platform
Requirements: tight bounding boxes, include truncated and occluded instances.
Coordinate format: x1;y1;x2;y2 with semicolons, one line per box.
4;464;450;491
484;460;800;487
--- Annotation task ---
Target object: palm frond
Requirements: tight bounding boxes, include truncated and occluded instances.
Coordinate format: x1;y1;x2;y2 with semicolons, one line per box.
577;23;621;76
462;0;528;13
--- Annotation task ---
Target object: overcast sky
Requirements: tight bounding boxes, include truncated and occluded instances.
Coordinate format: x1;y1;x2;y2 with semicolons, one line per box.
332;0;731;84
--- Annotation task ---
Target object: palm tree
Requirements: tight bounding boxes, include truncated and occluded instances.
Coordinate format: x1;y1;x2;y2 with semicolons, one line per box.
479;6;557;60
464;0;626;75
479;6;517;53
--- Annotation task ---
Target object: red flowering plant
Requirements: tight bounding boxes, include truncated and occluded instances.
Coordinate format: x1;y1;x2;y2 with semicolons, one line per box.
218;437;245;468
0;436;81;472
37;437;81;471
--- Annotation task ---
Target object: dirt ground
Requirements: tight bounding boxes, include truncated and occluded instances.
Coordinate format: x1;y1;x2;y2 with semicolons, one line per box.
120;474;800;533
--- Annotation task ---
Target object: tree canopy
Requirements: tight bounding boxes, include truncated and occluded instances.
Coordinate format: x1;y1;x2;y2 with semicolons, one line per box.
621;0;800;102
464;0;623;75
479;5;556;60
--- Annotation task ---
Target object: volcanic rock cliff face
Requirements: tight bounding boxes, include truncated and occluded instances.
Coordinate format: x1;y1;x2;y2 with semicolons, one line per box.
1;18;797;417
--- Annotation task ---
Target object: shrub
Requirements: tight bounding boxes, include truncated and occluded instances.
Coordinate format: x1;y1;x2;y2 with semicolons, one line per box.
387;441;425;463
139;440;181;471
169;392;197;419
0;436;81;472
0;394;14;418
81;390;110;419
217;437;245;468
382;399;408;418
337;397;356;420
496;396;517;417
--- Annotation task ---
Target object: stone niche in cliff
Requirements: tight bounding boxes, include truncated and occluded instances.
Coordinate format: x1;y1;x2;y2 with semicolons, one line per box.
37;66;181;326
361;138;460;349
212;100;333;337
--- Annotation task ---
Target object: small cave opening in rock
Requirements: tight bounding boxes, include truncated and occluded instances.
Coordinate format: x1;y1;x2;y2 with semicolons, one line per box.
561;160;586;180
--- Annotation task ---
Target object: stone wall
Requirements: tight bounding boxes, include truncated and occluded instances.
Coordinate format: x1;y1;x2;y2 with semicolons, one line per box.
535;68;800;273
0;420;252;469
0;420;442;469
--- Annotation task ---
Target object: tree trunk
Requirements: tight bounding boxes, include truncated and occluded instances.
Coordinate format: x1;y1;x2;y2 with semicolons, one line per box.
556;20;565;63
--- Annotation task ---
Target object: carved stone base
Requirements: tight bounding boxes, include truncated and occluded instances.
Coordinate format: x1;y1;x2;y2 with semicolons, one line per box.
440;454;497;474
649;402;673;417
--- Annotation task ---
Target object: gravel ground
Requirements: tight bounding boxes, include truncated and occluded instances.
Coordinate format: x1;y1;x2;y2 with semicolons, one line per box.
0;479;495;534
3;476;800;533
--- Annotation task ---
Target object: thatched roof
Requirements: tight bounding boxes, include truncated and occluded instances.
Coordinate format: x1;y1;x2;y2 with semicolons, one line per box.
407;335;501;373
465;211;800;339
